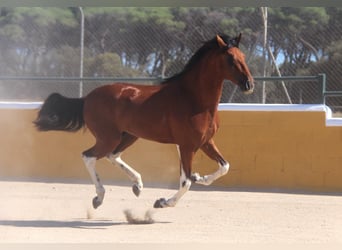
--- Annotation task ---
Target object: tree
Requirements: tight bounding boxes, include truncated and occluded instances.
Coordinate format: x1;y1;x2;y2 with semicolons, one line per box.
0;7;78;75
268;7;329;74
0;7;340;104
85;52;143;77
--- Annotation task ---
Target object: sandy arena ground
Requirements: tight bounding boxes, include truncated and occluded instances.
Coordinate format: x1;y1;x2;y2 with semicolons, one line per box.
1;179;342;244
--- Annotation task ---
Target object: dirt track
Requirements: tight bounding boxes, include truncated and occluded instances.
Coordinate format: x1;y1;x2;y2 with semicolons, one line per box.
1;180;342;243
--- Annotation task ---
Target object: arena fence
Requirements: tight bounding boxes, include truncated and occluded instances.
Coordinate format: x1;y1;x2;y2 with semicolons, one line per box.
0;74;330;107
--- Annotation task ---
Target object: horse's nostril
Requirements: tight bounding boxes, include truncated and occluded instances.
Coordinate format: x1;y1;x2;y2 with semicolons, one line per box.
240;80;251;91
245;81;251;90
241;80;254;95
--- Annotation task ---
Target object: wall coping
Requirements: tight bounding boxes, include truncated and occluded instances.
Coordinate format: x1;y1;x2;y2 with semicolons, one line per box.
219;103;342;127
1;102;341;127
219;103;328;112
0;101;42;109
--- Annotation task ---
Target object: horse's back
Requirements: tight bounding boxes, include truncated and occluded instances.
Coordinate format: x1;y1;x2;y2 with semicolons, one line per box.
83;82;175;142
86;83;162;103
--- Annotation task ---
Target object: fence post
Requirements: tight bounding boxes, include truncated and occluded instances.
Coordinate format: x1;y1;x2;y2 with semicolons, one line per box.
79;7;84;98
319;73;326;105
260;7;268;104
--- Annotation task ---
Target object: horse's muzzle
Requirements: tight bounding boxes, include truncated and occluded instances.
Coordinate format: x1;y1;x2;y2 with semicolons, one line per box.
241;80;254;95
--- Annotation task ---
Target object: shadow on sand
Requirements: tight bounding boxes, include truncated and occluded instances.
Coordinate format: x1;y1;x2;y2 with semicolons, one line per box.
0;219;123;229
0;219;170;229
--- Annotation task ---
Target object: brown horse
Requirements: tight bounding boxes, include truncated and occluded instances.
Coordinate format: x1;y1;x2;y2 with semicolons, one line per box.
34;34;254;209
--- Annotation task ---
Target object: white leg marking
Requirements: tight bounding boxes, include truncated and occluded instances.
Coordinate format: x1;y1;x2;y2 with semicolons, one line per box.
193;162;229;186
155;167;191;208
82;155;105;208
176;145;181;158
107;153;143;196
166;168;191;207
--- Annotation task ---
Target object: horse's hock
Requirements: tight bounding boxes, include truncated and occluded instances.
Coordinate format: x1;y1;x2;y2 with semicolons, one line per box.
1;103;342;192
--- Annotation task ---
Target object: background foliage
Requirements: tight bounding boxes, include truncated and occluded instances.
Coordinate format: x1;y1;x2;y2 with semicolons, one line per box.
0;7;340;108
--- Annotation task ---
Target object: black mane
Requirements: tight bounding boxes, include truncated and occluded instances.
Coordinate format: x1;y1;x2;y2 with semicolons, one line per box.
161;34;232;84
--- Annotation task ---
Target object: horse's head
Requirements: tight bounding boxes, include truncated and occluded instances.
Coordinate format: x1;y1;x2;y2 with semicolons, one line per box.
216;33;254;94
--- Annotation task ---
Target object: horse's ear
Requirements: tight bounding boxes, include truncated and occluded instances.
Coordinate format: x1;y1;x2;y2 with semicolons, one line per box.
216;34;228;49
235;33;242;47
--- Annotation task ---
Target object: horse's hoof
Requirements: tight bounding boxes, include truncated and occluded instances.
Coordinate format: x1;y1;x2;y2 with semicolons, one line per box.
132;184;141;197
153;198;167;208
92;196;102;209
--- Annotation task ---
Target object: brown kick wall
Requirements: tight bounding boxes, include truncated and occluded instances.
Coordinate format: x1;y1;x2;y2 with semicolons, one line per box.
1;108;341;192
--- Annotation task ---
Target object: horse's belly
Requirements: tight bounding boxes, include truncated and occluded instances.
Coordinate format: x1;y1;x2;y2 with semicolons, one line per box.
124;115;175;144
127;128;174;144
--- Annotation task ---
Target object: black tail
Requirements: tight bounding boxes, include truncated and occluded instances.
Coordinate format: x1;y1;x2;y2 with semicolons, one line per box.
34;93;85;132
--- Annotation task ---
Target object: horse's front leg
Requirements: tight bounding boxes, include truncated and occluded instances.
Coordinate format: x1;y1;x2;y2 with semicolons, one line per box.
154;146;193;208
191;139;229;186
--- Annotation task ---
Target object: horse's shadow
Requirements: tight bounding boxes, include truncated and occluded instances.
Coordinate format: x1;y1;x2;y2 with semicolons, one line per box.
0;219;124;229
0;218;170;229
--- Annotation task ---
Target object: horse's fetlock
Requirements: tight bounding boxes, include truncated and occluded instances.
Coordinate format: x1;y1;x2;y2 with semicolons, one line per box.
191;172;200;182
220;163;229;175
96;187;105;197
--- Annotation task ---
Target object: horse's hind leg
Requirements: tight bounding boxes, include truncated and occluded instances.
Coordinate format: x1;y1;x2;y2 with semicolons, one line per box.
106;133;143;197
82;154;104;209
107;153;143;197
82;137;121;209
192;139;229;185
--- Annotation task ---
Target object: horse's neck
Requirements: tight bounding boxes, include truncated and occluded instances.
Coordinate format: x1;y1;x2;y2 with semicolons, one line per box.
181;64;224;111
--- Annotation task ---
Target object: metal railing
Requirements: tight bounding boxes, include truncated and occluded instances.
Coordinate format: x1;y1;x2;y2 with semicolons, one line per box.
254;74;326;104
0;74;328;104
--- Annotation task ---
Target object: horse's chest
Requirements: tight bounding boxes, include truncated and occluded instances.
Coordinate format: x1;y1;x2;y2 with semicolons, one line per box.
190;111;217;139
